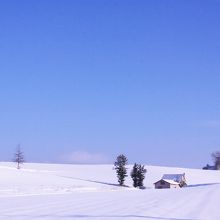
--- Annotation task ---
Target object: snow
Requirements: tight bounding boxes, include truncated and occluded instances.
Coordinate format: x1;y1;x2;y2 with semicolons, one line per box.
158;179;180;185
0;162;220;220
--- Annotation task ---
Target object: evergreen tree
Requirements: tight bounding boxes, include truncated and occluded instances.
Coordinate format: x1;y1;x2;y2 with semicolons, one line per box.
212;151;220;170
131;163;139;187
114;154;128;186
131;163;147;188
137;164;147;188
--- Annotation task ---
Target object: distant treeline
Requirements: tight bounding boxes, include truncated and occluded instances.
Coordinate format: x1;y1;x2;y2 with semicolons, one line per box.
203;151;220;170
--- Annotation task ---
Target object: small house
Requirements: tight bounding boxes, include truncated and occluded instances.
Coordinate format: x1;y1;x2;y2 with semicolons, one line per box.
154;173;186;189
154;179;180;189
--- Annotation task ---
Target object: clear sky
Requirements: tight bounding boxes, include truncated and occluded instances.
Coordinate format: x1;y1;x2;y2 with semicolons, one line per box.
0;0;220;168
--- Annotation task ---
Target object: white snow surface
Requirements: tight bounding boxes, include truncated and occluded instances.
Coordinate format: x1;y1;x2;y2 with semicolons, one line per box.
0;162;220;220
158;179;180;185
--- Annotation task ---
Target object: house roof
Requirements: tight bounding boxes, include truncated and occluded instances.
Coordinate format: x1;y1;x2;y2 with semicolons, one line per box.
162;174;185;183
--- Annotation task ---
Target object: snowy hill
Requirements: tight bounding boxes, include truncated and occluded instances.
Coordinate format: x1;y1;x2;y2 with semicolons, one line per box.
0;162;220;220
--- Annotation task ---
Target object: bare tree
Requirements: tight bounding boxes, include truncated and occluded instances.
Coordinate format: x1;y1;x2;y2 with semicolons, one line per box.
211;151;220;170
14;145;25;169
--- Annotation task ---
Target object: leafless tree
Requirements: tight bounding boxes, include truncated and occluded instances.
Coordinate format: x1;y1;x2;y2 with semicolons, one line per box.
211;151;220;170
13;145;25;169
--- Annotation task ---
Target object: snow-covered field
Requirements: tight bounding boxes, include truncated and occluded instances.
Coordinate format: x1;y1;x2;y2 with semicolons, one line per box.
0;162;220;220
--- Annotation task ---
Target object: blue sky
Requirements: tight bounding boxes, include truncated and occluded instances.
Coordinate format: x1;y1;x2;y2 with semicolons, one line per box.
0;1;220;168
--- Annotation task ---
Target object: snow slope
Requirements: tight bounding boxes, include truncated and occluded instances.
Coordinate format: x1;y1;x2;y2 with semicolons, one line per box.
0;162;220;220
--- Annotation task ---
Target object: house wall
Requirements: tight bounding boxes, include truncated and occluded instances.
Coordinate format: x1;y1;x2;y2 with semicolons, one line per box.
154;180;180;189
170;184;180;189
155;181;170;189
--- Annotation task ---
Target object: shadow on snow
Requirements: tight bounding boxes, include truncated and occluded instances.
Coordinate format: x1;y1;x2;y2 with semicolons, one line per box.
58;175;129;187
187;182;220;188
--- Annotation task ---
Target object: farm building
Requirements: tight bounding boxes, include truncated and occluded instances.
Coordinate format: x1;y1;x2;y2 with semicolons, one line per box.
154;173;186;189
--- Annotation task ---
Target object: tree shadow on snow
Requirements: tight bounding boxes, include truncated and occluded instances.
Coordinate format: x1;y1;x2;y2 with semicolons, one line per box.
58;175;129;187
187;182;220;188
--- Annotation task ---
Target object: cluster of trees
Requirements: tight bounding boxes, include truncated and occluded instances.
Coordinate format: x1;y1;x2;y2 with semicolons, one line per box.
203;151;220;170
212;151;220;170
131;163;147;188
114;154;147;188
